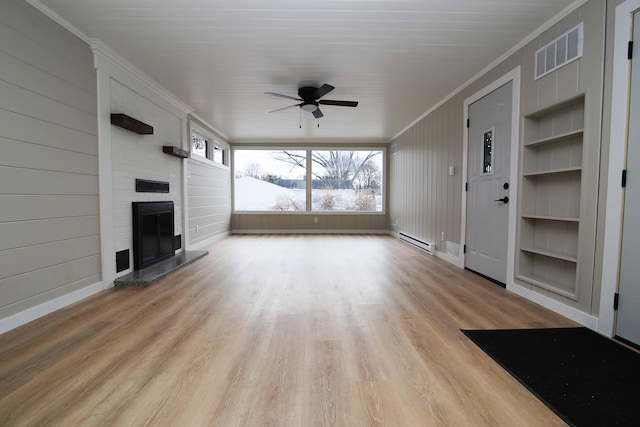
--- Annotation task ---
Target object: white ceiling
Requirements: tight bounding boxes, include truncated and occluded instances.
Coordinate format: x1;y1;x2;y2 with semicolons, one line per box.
37;0;577;144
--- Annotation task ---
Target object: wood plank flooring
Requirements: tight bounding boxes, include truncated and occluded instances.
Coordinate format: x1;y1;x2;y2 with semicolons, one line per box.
0;235;576;426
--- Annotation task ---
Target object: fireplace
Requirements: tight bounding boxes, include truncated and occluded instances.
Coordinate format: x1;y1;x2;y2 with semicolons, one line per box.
132;201;175;270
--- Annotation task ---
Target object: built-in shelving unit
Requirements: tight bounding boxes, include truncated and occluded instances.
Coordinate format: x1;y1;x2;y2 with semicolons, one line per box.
517;96;584;300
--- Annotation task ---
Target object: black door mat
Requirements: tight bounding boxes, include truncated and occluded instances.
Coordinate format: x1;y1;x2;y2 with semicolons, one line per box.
462;327;640;427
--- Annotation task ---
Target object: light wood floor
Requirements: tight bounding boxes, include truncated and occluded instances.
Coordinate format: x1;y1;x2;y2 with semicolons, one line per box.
0;235;576;426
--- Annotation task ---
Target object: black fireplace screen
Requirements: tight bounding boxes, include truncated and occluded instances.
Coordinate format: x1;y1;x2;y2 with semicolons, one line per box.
132;201;175;270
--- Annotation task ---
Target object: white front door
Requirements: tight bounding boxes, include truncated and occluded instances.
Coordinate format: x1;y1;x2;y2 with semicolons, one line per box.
616;11;640;347
465;82;512;284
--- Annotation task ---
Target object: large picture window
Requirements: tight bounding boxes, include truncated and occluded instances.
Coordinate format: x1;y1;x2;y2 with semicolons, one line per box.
233;149;384;213
311;150;383;211
234;150;307;211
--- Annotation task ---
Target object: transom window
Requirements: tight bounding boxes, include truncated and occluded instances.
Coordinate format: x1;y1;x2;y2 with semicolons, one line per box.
190;126;228;167
191;131;208;158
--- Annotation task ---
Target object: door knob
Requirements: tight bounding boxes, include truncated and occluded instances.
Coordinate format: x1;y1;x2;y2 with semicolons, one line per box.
494;196;509;204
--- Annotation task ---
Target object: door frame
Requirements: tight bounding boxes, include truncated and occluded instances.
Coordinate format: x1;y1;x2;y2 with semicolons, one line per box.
461;67;521;288
600;0;640;337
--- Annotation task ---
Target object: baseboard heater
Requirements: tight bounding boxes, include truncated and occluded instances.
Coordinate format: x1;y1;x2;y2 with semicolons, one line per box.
398;232;434;255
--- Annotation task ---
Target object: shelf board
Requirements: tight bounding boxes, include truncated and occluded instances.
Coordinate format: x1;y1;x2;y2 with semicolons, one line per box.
111;113;153;135
162;145;190;159
521;214;580;222
520;247;577;263
523;166;582;177
516;273;578;300
524;94;585;118
524;129;583;147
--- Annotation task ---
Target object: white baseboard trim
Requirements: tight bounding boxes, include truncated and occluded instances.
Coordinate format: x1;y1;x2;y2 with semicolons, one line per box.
188;231;230;250
231;229;390;235
435;250;464;268
508;282;599;331
0;281;104;335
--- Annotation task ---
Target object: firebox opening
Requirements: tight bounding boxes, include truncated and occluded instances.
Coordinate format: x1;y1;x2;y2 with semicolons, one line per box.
132;201;175;271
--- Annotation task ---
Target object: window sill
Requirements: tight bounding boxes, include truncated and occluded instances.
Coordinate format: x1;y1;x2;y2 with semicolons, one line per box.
232;211;386;215
188;155;229;171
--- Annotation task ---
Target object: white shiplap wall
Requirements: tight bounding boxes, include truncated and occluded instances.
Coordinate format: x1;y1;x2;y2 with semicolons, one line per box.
187;119;231;247
110;79;183;273
0;0;100;325
188;160;231;246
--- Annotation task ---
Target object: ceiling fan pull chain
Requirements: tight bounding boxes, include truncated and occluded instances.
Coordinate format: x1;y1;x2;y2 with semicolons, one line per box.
299;108;302;129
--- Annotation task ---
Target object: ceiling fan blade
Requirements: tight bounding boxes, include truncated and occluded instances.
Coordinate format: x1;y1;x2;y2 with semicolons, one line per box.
313;84;335;99
312;108;324;119
268;104;301;113
264;92;302;102
319;99;358;107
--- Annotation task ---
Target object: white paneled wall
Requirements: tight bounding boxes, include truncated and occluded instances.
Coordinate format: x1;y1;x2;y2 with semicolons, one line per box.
389;0;605;325
186;119;231;246
110;79;183;271
0;0;100;326
188;160;231;246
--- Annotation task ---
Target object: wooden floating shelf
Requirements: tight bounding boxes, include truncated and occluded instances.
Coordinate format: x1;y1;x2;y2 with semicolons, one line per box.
163;145;190;159
111;113;153;135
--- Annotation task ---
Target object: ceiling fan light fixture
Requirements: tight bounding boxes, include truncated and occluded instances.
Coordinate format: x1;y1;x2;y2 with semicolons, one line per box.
265;84;357;120
301;102;318;112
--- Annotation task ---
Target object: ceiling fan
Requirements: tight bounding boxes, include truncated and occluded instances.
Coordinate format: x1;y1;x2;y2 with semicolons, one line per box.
265;84;358;118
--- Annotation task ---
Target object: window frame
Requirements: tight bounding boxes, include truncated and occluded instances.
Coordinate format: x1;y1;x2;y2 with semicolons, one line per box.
189;120;230;169
232;147;309;213
232;146;386;215
191;130;209;160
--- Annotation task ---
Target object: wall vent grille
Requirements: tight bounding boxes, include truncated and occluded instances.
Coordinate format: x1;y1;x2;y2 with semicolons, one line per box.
535;23;583;80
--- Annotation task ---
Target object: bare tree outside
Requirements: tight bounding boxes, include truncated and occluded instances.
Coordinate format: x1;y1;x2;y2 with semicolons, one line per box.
239;162;262;179
272;150;381;183
352;159;382;192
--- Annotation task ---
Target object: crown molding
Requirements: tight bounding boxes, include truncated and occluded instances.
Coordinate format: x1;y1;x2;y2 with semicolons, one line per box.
188;112;230;143
24;0;91;44
391;0;590;142
91;39;193;115
26;1;228;135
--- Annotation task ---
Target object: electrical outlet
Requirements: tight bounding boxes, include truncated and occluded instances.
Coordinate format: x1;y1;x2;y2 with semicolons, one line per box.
441;231;445;241
314;217;318;223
